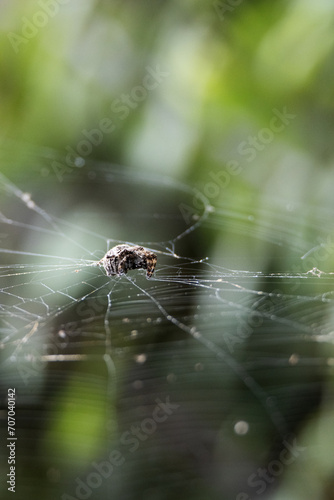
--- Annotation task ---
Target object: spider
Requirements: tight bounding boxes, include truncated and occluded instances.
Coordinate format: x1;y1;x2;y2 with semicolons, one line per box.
99;244;157;278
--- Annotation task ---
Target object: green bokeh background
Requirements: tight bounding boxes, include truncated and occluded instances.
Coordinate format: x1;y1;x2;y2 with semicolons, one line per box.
1;1;334;499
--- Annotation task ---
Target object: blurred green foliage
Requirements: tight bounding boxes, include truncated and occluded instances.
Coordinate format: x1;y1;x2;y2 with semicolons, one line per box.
1;0;334;186
2;2;334;499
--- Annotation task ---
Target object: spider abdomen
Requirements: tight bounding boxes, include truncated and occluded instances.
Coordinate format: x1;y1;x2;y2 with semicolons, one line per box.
99;244;157;278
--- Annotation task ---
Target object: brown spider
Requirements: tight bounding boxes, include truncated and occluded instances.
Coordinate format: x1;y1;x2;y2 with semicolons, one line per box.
99;244;157;278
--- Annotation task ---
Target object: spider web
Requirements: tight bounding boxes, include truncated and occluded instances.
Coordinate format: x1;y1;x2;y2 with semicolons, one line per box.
1;144;334;499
